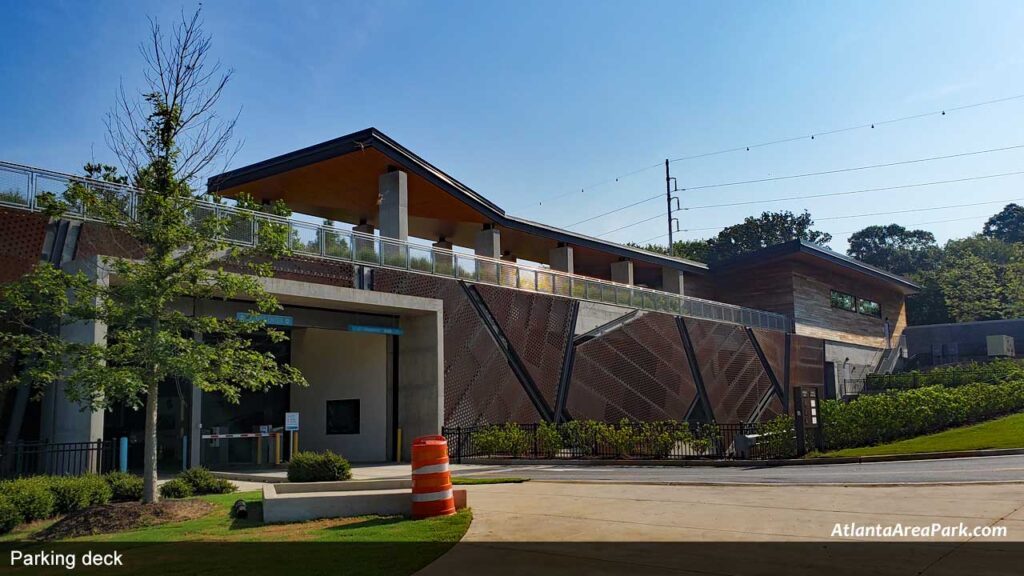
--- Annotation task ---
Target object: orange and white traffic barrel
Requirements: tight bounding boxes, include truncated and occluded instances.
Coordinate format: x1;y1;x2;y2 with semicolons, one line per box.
411;435;456;518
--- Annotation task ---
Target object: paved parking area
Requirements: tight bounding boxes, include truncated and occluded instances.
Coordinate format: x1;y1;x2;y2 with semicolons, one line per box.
419;481;1024;575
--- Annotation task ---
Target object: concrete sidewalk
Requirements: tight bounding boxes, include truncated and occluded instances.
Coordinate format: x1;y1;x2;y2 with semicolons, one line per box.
418;481;1024;575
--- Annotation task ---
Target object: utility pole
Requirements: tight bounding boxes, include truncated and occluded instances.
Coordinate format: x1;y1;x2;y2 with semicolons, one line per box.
665;159;673;249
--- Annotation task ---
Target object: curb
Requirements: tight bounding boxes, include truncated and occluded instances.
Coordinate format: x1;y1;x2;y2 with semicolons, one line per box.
459;447;1024;468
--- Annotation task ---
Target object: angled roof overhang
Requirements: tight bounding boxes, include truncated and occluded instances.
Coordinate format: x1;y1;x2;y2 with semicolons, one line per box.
207;128;707;278
712;239;921;295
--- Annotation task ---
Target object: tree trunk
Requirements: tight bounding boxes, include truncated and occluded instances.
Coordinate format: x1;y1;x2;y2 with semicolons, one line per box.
142;378;160;503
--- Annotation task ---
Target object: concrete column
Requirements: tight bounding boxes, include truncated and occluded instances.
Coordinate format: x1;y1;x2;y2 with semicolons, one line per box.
475;225;501;259
549;245;574;273
40;258;106;447
398;312;444;462
662;267;685;295
378;170;408;242
610;260;634;285
353;220;376;259
432;237;454;274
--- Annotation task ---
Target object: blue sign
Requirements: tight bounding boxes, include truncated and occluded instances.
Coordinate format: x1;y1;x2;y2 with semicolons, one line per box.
236;313;294;327
348;324;403;336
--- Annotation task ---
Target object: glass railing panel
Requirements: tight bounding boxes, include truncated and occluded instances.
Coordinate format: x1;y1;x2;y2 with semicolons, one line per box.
536;271;554;294
408;244;433;272
0;168;30;207
353;235;379;264
290;222;321;255
455;254;478;281
553;274;571;296
499;263;518;288
323;229;352;259
478;260;499;284
380;239;408;268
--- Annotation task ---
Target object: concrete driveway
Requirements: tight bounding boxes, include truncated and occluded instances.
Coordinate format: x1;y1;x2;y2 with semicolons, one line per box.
418;481;1024;575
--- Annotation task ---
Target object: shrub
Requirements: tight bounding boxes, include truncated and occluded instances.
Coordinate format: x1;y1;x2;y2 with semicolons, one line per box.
866;359;1024;391
598;419;637;458
49;475;112;515
470;423;530;457
690;422;723;456
0;477;55;522
0;497;19;534
562;420;601;456
159;478;193;499
752;415;797;458
104;471;143;502
179;467;236;495
823;379;1024;450
535;421;563;458
287;451;352;482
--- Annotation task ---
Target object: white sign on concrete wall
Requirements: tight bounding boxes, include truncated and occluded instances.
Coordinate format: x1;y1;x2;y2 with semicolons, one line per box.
285;412;300;432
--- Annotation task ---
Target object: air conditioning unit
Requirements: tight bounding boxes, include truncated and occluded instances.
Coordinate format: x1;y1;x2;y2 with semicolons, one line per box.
986;335;1015;358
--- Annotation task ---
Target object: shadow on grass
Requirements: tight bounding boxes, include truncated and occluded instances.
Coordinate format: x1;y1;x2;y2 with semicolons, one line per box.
229;501;264;530
321;516;407;532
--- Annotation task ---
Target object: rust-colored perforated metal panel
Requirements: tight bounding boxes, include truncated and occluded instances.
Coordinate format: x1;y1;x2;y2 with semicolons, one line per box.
567;312;697;422
789;334;825;389
373;269;542;426
475;284;572;411
750;327;787;386
0;208;46;283
684;318;775;423
75;221;144;260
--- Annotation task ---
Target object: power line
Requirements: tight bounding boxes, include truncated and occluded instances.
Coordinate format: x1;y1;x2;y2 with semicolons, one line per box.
593;169;1024;237
830;213;994;237
637;197;1023;243
515;92;1024;211
565;142;1024;228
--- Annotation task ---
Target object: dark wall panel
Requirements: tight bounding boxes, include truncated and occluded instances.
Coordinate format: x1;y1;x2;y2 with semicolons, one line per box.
566;312;696;422
0;208;47;283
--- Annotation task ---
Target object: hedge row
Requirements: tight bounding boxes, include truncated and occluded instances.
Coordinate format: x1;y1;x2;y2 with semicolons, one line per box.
865;359;1024;391
822;379;1024;450
287;450;352;482
469;418;797;459
0;472;143;535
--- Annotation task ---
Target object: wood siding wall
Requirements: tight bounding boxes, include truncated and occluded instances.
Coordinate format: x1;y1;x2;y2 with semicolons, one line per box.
790;261;906;348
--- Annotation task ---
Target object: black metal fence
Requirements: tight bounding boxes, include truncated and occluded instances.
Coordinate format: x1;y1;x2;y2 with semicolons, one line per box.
0;439;122;479
442;420;801;463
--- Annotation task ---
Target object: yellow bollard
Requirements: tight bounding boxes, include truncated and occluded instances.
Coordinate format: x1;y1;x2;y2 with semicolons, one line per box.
274;433;281;465
257;436;263;465
396;428;403;462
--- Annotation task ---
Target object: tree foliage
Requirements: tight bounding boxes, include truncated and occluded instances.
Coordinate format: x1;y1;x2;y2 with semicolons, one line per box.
847;224;940;276
0;8;305;503
983;203;1024;244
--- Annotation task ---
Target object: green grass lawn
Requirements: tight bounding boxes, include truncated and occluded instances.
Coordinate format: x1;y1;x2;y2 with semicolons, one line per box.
451;476;528;485
819;412;1024;458
1;491;472;575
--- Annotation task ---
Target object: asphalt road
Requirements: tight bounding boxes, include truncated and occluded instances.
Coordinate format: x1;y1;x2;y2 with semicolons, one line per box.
455;454;1024;484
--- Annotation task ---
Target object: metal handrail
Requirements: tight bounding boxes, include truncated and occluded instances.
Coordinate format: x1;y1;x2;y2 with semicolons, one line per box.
0;160;791;331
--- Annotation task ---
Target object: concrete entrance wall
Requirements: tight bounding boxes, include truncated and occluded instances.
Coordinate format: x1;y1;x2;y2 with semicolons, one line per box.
290;328;389;462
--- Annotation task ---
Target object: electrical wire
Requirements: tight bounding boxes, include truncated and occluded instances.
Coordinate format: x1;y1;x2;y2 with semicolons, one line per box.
636;197;1024;243
593;169;1024;237
515;92;1024;211
565;143;1024;228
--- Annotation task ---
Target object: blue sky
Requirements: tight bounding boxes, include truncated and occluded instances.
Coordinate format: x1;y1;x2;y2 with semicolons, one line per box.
2;0;1024;252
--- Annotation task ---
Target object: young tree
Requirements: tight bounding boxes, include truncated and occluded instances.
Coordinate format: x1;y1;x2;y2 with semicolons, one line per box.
0;9;305;502
846;224;940;276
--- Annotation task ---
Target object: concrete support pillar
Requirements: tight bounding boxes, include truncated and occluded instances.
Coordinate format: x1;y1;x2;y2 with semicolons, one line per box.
353;220;376;259
610;260;634;285
40;258;106;451
549;245;574;274
475;225;501;259
378;170;408;242
432;237;454;274
662;267;685;295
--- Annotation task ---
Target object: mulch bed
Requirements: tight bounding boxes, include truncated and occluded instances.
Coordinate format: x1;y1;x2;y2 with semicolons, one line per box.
34;499;216;541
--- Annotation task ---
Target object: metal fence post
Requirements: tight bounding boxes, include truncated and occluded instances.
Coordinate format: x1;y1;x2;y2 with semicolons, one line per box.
119;436;128;472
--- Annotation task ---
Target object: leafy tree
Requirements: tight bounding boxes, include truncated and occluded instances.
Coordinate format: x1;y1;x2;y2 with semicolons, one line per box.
983;203;1024;244
706;210;831;261
905;270;951;325
627;239;711;262
0;9;305;502
939;252;1003;322
846;224;940;276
